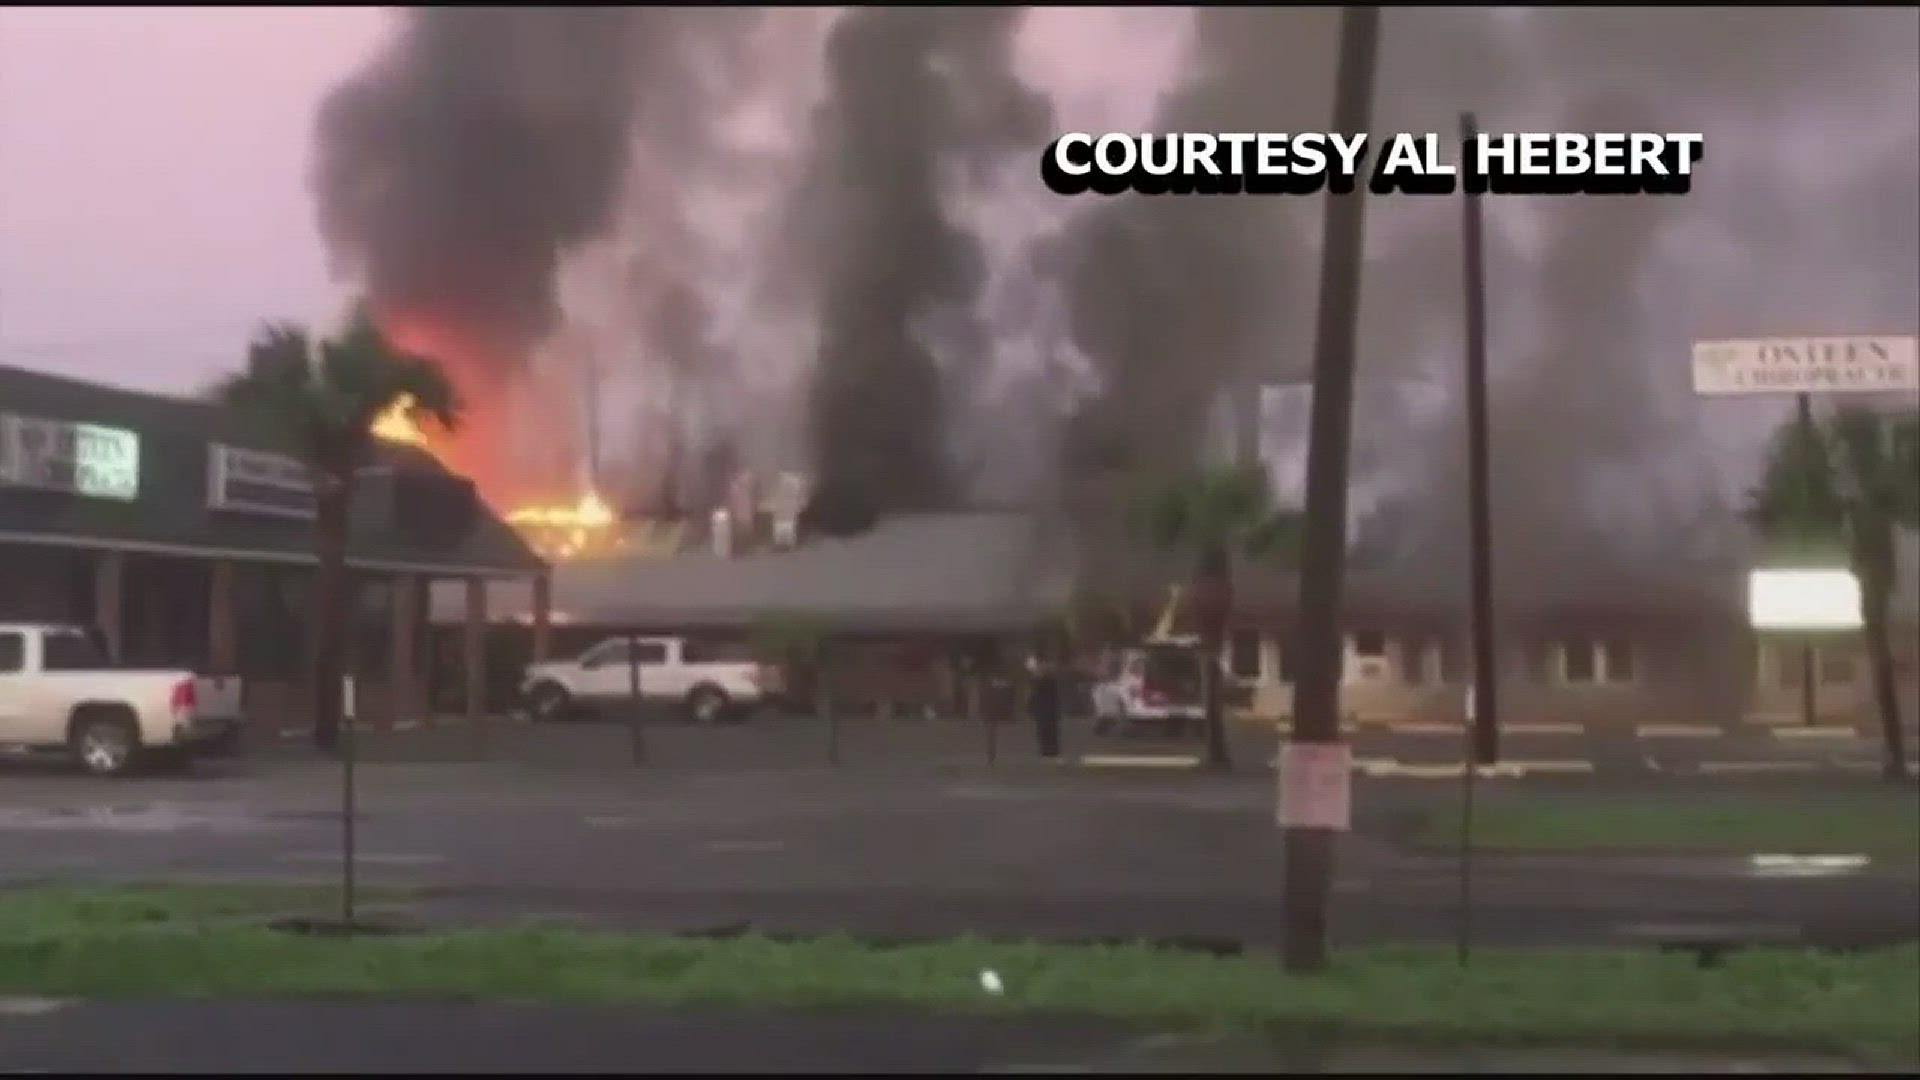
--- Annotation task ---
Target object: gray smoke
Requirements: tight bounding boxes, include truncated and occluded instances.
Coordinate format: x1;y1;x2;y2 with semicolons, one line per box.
794;8;1052;536
1356;7;1919;611
1050;7;1919;614
1052;9;1340;488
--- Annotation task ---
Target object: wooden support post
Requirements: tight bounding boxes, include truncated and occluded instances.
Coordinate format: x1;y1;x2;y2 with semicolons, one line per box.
94;551;125;662
208;560;237;673
464;577;487;723
391;574;420;727
531;572;553;662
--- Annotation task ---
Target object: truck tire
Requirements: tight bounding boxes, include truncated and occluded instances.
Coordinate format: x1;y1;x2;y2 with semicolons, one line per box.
685;684;731;725
69;708;142;777
526;681;573;723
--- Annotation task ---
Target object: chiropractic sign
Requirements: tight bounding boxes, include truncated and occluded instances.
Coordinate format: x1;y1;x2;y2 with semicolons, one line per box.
1692;336;1919;395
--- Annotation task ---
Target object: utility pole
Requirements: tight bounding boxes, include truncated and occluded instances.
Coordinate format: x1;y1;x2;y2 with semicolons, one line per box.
1794;390;1818;728
1280;4;1380;975
1461;111;1500;768
1456;110;1498;966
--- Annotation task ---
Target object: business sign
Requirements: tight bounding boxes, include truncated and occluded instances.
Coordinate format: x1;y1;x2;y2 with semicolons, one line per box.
0;414;140;500
1692;336;1918;395
207;444;316;519
1748;569;1863;632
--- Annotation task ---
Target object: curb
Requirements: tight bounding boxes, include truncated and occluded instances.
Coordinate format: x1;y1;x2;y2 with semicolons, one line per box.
274;716;529;740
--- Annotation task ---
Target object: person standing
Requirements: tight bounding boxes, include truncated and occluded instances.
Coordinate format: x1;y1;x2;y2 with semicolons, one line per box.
1027;643;1063;761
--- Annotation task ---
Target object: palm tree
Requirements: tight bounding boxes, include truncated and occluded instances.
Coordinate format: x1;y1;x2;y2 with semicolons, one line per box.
216;308;461;751
1128;461;1303;769
1748;404;1919;780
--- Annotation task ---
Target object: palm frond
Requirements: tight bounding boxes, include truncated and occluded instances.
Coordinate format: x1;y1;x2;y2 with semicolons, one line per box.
213;303;461;468
1244;508;1305;564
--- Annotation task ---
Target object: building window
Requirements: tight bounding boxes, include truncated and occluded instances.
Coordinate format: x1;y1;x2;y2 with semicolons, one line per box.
1352;630;1387;658
1776;644;1806;690
1522;639;1555;683
1600;639;1635;683
1546;637;1635;685
1401;638;1431;686
0;631;22;673
1819;645;1856;686
1226;630;1262;680
1562;636;1598;684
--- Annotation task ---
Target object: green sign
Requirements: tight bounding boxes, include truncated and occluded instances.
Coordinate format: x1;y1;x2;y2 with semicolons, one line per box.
75;423;140;500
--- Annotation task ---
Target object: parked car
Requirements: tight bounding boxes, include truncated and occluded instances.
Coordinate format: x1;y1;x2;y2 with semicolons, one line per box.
0;623;239;776
1089;640;1213;738
520;636;783;724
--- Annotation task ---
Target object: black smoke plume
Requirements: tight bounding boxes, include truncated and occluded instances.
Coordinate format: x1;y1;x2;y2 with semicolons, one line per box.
796;8;1051;536
1051;9;1340;488
314;8;648;365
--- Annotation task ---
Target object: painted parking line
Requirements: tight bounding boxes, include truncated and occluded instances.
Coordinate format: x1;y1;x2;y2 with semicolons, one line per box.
1636;724;1724;739
1384;721;1587;737
1077;754;1202;769
1387;721;1464;736
1507;722;1586;736
1352;758;1594;779
1270;722;1363;735
1833;757;1920;773
1697;760;1821;775
1769;726;1862;740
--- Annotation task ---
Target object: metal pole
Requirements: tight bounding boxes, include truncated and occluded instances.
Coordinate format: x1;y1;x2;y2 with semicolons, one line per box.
1461;111;1500;768
627;637;646;765
1795;392;1819;727
827;658;842;767
341;673;357;927
1281;4;1381;975
986;676;1001;766
1455;683;1477;965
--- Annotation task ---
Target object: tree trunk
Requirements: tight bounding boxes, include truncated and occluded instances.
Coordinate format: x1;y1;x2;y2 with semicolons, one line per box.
1194;546;1233;770
310;471;353;753
1855;532;1910;781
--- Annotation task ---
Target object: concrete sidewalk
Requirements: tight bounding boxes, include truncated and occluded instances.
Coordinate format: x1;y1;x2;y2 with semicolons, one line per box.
0;999;1872;1073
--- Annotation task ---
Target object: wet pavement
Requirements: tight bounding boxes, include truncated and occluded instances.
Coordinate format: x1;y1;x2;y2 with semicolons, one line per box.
0;1000;1879;1074
0;763;1913;951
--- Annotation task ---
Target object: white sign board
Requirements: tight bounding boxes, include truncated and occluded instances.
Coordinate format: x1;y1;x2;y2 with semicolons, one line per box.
0;415;139;500
1275;742;1352;830
1748;569;1863;632
1692;336;1918;395
74;424;140;500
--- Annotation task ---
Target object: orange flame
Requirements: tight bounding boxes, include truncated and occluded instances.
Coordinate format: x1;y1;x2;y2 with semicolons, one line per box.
370;394;432;449
506;490;626;560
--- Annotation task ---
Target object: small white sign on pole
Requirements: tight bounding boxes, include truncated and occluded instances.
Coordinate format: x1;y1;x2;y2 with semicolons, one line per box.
1275;743;1353;830
1692;336;1918;395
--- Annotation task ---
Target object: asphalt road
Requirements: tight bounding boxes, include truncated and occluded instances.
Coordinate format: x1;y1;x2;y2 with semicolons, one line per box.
0;1000;1867;1074
2;756;1914;951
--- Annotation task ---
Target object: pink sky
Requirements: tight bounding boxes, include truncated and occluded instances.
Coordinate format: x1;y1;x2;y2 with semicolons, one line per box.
0;7;389;392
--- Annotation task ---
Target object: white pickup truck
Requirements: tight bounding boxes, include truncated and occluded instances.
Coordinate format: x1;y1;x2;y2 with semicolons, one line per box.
0;623;242;776
520;636;781;724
